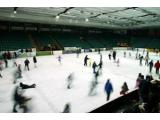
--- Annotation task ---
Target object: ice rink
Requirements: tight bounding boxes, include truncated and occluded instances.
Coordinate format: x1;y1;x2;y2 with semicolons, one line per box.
0;50;160;113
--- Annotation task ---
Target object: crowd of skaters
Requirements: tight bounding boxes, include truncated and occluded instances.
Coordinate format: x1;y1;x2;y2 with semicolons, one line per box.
1;49;160;113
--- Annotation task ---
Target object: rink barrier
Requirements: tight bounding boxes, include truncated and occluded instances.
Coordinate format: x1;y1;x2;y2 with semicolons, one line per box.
89;89;139;113
36;51;52;56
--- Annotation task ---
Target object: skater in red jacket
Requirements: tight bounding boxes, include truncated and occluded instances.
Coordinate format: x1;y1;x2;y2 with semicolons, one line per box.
154;60;160;75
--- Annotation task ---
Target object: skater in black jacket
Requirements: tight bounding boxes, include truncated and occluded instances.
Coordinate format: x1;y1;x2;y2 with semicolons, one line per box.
24;59;30;71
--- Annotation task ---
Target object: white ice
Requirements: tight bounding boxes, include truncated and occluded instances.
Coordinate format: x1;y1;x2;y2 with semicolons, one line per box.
0;50;160;113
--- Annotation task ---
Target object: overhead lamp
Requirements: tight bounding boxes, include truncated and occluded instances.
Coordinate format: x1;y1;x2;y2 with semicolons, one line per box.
13;7;18;14
85;18;89;22
56;15;60;19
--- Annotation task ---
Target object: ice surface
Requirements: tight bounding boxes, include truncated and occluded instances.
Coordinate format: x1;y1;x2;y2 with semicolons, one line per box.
0;50;159;113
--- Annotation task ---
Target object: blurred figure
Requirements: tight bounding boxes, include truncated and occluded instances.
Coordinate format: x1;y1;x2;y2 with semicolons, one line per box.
57;55;62;65
139;75;150;103
129;52;131;57
108;53;111;60
120;82;129;95
0;60;3;78
124;51;126;58
104;79;113;101
148;60;153;73
135;73;142;89
33;56;37;68
145;55;149;66
67;73;74;89
24;59;30;71
17;64;22;78
88;58;92;67
88;80;97;96
13;82;36;113
117;58;120;67
4;59;8;68
84;55;89;66
112;51;116;61
92;61;97;73
154;60;160;75
63;103;71;113
98;59;103;75
139;55;143;66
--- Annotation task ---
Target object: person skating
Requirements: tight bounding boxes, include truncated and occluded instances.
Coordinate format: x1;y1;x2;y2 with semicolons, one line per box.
67;73;74;89
88;80;98;96
84;55;89;66
33;56;37;68
57;55;62;65
108;53;111;60
113;51;116;61
104;79;113;101
0;60;3;78
120;82;129;95
24;59;30;71
62;103;71;113
139;55;143;66
117;58;120;67
124;52;126;58
92;61;97;73
4;59;8;68
154;60;160;75
145;55;149;66
98;59;103;75
148;60;153;73
129;52;131;57
13;82;36;113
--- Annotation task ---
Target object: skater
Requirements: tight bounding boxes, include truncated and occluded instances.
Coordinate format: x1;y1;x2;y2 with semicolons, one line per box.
98;49;101;54
4;59;8;68
67;73;74;89
92;61;97;73
124;52;126;58
98;59;103;75
76;48;80;58
57;55;62;65
0;60;3;78
154;60;160;75
129;52;131;57
139;55;143;66
135;52;138;59
84;55;89;66
88;58;92;67
145;55;149;66
120;82;129;95
13;59;17;67
117;58;120;67
14;52;17;59
17;64;22;78
63;103;71;113
13;82;36;113
148;60;153;73
33;56;37;68
24;59;30;71
104;79;113;101
108;53;111;60
88;79;98;96
113;51;116;61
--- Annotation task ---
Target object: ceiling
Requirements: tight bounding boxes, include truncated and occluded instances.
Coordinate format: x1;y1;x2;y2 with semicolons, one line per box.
0;7;160;29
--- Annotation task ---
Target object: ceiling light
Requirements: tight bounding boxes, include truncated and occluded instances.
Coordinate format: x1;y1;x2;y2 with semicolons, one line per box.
85;18;89;22
56;15;60;19
13;7;18;14
14;10;17;14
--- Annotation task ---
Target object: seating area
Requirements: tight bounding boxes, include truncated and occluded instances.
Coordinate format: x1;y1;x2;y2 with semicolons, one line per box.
31;32;54;46
1;31;160;51
0;32;31;51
